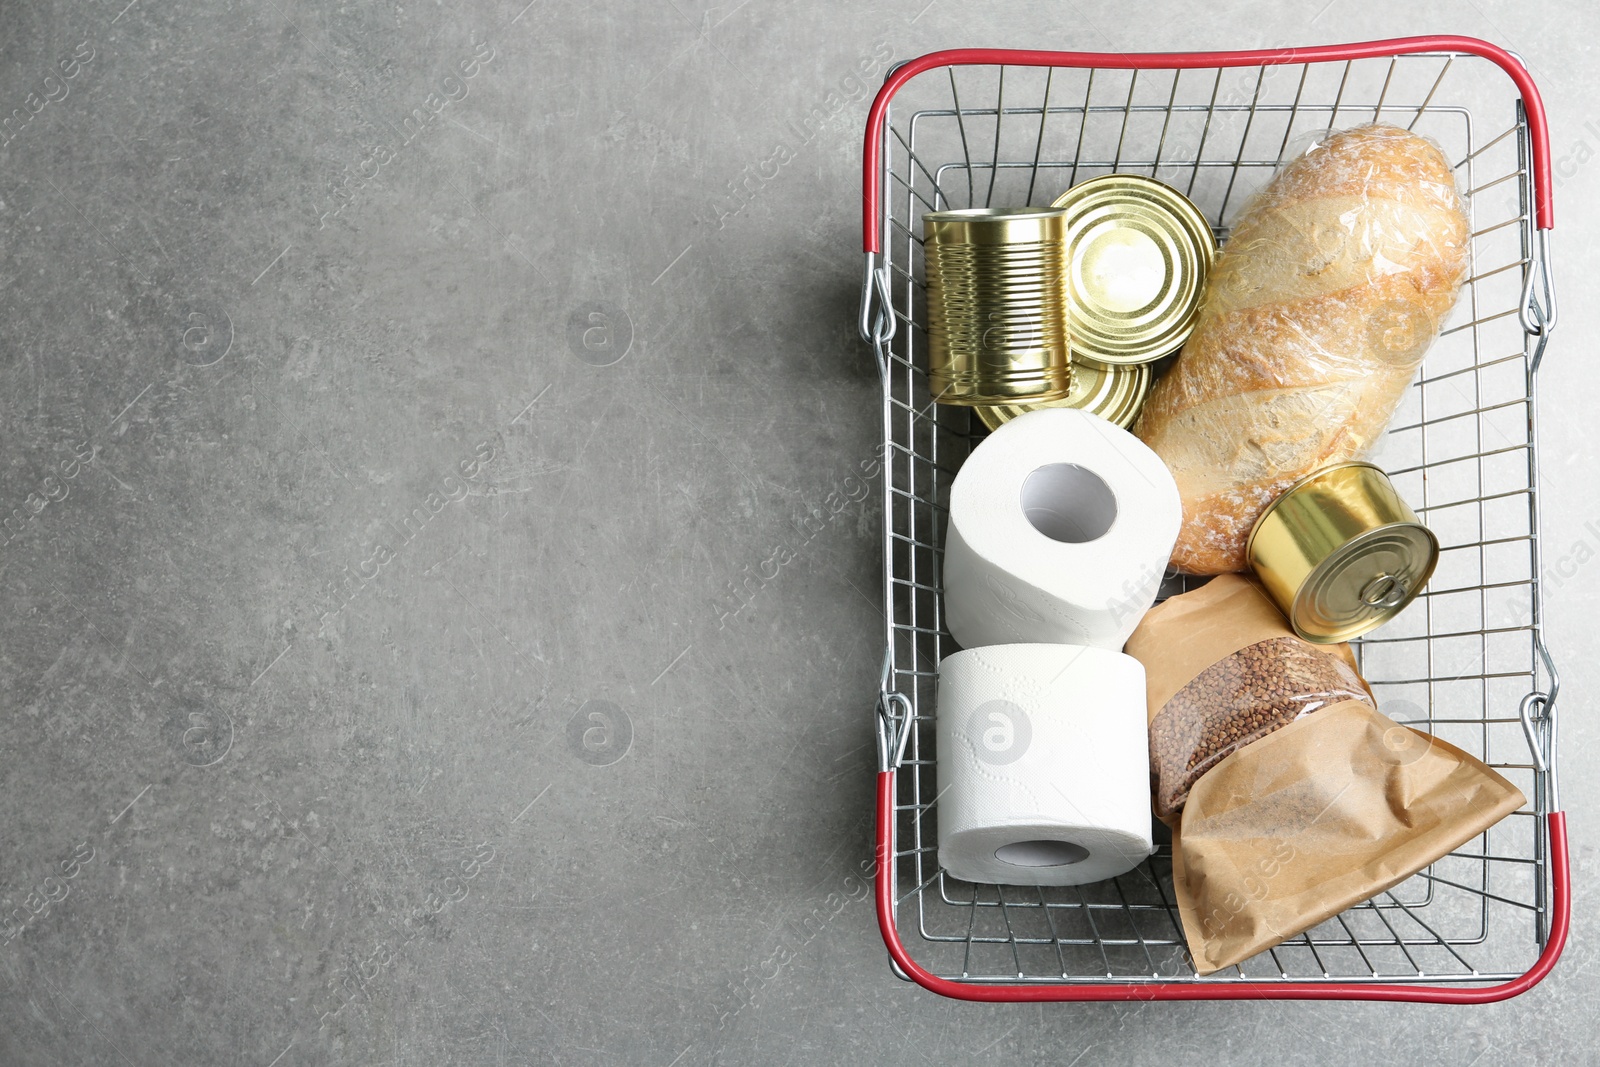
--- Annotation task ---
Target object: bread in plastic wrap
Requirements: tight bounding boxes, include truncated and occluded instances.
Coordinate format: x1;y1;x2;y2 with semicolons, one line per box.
1133;124;1470;574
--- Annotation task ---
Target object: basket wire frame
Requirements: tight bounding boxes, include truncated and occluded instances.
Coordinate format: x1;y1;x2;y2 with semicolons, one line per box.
864;50;1560;988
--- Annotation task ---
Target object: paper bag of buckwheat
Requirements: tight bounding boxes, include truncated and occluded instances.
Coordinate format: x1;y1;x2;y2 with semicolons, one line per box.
1126;575;1525;976
1124;575;1373;824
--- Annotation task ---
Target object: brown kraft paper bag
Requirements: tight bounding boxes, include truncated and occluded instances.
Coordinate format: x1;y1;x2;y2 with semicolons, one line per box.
1126;576;1526;974
1170;699;1525;974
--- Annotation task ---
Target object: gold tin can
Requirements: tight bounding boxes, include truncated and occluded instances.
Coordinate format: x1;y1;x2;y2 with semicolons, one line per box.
1050;175;1215;367
1247;462;1440;644
974;359;1151;431
923;207;1072;406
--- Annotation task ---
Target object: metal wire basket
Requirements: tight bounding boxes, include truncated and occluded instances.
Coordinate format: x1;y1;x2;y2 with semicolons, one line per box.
858;36;1566;1002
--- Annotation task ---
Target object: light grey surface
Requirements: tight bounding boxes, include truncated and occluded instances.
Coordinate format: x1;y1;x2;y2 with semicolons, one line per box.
0;1;1594;1064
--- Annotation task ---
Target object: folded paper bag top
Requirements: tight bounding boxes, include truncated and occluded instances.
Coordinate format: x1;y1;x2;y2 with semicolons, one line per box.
1170;698;1525;976
1124;573;1368;717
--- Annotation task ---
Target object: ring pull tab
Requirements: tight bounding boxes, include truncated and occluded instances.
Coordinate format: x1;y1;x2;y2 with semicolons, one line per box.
1360;572;1408;609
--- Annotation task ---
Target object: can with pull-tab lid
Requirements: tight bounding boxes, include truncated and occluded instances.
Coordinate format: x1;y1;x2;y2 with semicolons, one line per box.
1246;462;1439;644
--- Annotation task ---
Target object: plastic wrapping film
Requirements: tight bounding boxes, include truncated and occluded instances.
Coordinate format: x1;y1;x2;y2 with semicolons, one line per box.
1134;124;1471;575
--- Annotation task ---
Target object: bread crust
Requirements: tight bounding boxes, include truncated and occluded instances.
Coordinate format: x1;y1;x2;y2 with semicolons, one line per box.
1135;125;1469;574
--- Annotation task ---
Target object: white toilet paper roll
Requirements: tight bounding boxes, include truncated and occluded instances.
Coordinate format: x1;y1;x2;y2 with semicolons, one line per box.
937;643;1152;887
943;408;1180;651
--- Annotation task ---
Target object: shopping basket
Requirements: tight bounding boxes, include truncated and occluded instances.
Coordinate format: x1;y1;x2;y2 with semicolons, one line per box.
858;36;1566;1002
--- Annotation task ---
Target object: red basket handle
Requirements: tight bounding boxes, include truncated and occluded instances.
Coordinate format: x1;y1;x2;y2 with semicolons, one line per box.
875;771;1570;1003
861;34;1553;255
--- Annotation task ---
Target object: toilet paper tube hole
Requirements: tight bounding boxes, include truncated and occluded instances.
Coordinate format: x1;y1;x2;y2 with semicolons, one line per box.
1020;463;1118;543
994;839;1091;867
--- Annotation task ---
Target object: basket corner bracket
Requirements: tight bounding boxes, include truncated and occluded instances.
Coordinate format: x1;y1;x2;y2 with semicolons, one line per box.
876;689;914;773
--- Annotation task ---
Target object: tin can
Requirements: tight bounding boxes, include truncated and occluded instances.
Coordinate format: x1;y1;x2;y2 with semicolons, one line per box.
1050;175;1215;367
973;359;1151;432
923;207;1072;405
1247;462;1439;643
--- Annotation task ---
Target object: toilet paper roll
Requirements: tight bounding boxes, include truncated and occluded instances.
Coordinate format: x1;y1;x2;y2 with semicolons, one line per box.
937;643;1152;886
943;408;1181;651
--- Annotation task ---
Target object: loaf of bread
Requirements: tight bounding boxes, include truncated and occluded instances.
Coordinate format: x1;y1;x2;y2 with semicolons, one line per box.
1134;124;1470;574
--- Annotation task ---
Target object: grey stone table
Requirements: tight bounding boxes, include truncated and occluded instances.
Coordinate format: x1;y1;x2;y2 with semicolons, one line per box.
1;1;1595;1064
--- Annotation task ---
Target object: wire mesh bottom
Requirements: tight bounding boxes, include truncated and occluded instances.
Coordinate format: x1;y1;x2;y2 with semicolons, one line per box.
867;48;1558;987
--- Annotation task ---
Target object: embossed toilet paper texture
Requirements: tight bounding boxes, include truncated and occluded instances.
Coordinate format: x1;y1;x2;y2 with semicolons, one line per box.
936;644;1153;887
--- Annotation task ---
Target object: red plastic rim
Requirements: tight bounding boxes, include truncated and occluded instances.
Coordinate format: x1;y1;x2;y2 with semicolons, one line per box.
861;35;1553;254
874;771;1569;1002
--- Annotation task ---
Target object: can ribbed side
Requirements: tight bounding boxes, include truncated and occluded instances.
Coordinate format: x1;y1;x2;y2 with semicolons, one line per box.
924;211;1072;405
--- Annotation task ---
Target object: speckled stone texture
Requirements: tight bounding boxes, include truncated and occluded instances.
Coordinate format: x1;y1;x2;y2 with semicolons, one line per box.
0;1;1595;1064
